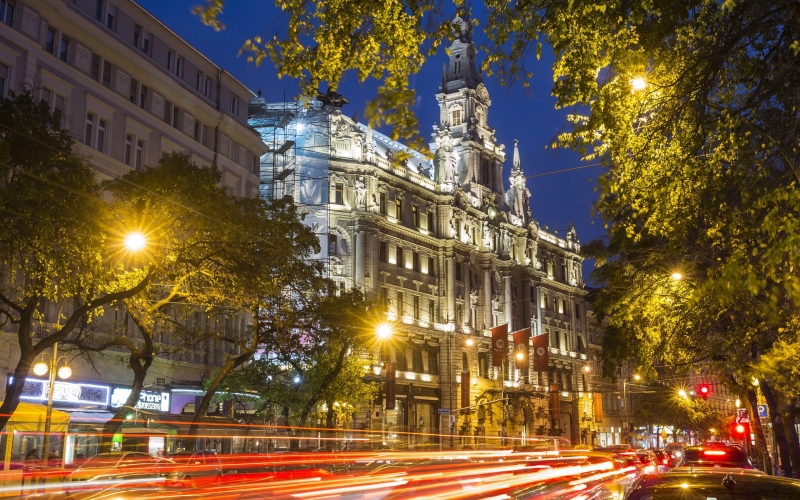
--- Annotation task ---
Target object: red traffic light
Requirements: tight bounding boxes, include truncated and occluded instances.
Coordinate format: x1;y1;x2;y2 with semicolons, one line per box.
735;424;746;434
698;383;711;399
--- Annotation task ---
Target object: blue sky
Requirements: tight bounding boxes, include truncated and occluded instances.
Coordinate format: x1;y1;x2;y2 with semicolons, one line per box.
137;0;605;282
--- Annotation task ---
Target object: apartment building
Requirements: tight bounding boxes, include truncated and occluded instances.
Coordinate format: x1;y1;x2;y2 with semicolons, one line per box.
0;0;267;459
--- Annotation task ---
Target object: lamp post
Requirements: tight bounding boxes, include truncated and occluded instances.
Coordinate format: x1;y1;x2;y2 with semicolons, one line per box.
622;374;640;444
33;342;71;467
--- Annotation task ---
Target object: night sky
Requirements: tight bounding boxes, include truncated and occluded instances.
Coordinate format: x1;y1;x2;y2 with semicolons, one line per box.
137;0;605;283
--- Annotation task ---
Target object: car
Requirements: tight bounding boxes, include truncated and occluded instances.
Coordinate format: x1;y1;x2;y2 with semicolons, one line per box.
652;449;671;472
66;452;172;484
624;470;800;499
676;444;755;469
634;450;658;473
163;451;223;488
663;442;685;467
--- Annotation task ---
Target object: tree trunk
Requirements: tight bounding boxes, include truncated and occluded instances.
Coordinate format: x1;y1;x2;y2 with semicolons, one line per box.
761;381;791;476
0;301;43;433
282;406;293;451
99;348;153;453
778;395;800;478
326;400;336;450
745;388;773;475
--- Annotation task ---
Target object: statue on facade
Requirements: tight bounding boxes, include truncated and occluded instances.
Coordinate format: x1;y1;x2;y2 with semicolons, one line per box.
433;126;460;190
370;193;378;212
354;176;367;210
483;224;493;249
505;140;532;227
470;289;479;306
299;177;322;205
492;294;503;312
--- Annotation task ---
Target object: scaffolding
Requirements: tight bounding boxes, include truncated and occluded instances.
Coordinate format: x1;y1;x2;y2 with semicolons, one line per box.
248;95;333;275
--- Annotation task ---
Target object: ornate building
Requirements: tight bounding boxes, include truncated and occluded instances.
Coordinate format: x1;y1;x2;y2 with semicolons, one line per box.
250;16;589;448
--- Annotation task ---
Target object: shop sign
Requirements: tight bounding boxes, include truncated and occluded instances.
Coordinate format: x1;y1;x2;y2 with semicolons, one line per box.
11;377;110;406
110;388;170;412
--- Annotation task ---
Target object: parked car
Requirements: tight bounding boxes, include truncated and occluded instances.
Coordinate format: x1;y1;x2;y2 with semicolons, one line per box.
163;451;223;488
624;470;800;499
66;452;172;484
675;444;755;469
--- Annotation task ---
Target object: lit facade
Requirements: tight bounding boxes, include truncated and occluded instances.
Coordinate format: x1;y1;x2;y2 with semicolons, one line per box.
250;17;589;447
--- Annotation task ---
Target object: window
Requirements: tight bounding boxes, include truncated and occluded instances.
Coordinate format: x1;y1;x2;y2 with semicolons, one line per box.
328;234;337;255
561;263;566;282
230;94;239;114
412;252;420;272
84;112;95;147
395;197;404;222
53;94;66;129
413;296;420;320
455;263;463;282
196;71;203;92
46;27;57;55
105;5;116;30
58;35;69;63
397;292;404;316
175;56;184;77
412;205;419;227
558;298;564;314
427;210;434;233
96;118;107;153
102;60;112;88
172;106;180;129
429;299;435;322
138;85;148;109
1;0;15;27
133;24;141;48
166;50;174;71
379;192;387;215
125;134;145;170
451;108;461;125
427;257;435;276
396;247;404;268
194;120;202;142
129;78;138;103
379;241;387;262
95;0;104;20
204;76;211;98
163;99;172;123
541;292;547;309
335;281;345;297
479;352;490;378
380;287;388;310
91;54;101;81
334;182;344;205
428;346;439;375
412;345;423;372
40;87;51;106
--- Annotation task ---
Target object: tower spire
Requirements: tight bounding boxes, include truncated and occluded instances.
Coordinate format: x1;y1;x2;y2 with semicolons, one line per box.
512;139;521;172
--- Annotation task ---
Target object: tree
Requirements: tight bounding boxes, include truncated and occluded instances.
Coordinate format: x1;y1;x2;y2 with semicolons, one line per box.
224;289;379;450
0;91;150;434
76;153;321;452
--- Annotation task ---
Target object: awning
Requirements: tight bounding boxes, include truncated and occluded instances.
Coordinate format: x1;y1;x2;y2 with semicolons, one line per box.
6;403;69;433
64;411;114;425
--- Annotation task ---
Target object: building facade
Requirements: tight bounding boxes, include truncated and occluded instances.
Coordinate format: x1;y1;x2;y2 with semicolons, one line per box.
251;17;590;448
0;0;266;461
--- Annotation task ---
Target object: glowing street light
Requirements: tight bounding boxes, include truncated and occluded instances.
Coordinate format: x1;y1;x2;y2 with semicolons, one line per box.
735;398;741;408
465;337;474;347
515;352;525;361
124;232;147;252
678;389;688;398
582;365;591;373
671;272;683;281
631;77;647;91
376;323;392;340
633;374;641;381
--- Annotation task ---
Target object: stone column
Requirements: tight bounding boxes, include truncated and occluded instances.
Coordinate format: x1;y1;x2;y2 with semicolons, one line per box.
504;275;513;331
483;269;492;329
535;286;542;336
463;263;471;326
355;230;365;290
446;256;456;324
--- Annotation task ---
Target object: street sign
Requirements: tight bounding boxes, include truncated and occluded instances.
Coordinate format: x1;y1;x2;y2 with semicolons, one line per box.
438;408;450;414
736;408;750;423
757;404;769;418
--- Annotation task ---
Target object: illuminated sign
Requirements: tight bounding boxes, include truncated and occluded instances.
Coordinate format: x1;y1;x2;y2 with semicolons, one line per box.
13;378;110;406
110;388;170;412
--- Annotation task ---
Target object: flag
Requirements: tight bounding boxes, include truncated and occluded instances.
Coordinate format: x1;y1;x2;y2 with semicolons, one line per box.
491;324;509;366
533;333;549;372
594;393;603;423
512;328;531;369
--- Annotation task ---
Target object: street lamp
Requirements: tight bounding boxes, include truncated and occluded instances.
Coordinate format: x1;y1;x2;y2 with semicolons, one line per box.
622;374;640;444
678;389;688;398
671;272;682;281
631;77;647;91
376;323;392;340
124;232;147;252
35;342;71;466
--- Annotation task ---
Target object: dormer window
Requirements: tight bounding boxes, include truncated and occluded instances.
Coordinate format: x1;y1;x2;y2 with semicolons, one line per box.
451;108;461;125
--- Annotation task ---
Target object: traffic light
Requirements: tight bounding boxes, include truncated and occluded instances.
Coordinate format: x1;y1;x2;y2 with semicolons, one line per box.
698;383;711;400
735;424;746;435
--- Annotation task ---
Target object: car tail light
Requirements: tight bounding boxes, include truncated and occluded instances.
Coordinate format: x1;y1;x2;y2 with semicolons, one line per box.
662;459;669;464
703;450;726;456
